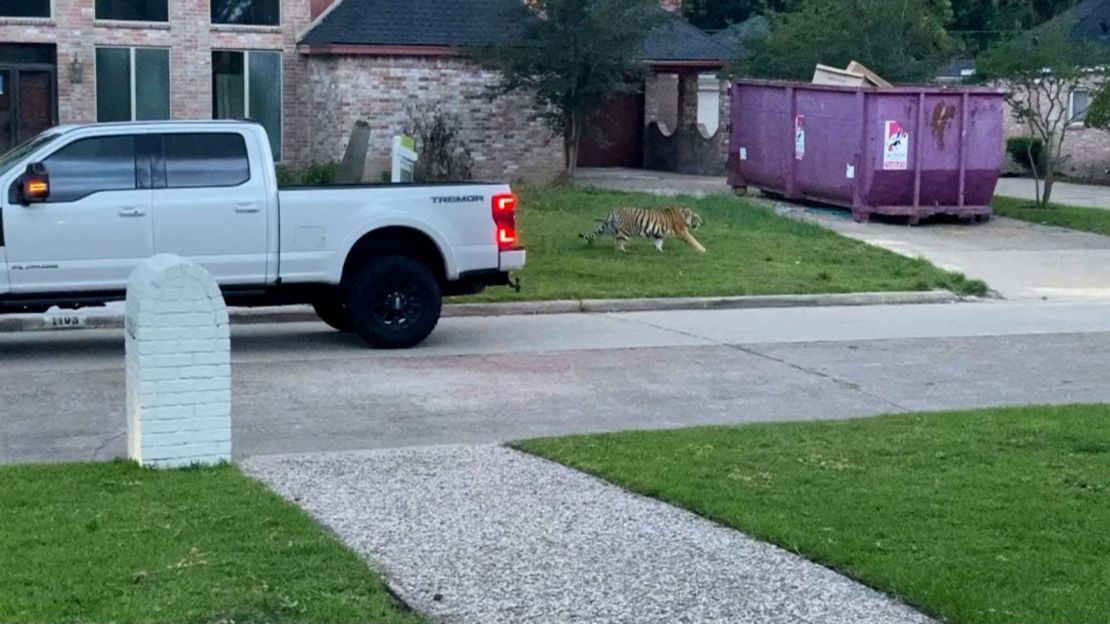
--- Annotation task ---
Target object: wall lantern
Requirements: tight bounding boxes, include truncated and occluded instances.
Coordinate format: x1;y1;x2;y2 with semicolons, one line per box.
70;52;83;84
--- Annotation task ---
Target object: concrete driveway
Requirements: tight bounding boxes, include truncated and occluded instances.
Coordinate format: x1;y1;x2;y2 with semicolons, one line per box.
778;203;1110;300
4;301;1110;463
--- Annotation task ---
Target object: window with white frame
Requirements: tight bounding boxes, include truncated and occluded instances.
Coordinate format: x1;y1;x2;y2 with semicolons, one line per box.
1069;89;1091;124
95;47;170;122
212;50;283;160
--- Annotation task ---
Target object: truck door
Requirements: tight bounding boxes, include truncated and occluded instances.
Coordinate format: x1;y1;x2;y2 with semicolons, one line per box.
3;134;154;293
149;131;269;285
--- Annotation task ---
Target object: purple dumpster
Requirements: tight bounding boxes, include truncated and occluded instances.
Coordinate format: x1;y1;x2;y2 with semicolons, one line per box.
727;79;1007;224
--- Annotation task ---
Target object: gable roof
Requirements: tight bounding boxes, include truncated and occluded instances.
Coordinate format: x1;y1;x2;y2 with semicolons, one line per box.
640;8;735;63
711;15;770;57
300;0;524;48
301;0;730;65
1072;0;1110;44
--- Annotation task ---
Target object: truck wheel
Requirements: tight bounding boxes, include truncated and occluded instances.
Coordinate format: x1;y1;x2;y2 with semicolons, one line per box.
345;255;442;349
312;299;354;333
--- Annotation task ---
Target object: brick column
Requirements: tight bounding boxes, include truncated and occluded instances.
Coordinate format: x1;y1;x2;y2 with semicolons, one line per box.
125;254;231;469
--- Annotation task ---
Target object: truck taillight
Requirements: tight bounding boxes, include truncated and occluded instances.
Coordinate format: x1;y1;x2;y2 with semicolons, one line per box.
492;192;517;249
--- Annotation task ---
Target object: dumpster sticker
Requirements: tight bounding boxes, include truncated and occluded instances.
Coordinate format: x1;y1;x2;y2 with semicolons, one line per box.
794;115;805;161
739;147;748;161
883;120;909;170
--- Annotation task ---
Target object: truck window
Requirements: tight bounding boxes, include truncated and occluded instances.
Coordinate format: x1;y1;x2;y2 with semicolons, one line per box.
162;133;250;189
43;135;138;203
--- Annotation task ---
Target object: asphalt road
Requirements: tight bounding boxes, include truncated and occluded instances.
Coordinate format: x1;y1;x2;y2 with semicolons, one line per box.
3;300;1110;463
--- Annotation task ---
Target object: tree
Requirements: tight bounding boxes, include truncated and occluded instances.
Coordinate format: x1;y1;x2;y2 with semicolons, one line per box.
951;0;1037;52
472;0;664;178
1086;85;1110;130
948;0;1077;52
978;18;1107;205
737;0;959;84
682;0;760;30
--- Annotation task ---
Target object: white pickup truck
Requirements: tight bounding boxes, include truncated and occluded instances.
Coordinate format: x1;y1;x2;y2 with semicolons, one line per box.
0;120;525;348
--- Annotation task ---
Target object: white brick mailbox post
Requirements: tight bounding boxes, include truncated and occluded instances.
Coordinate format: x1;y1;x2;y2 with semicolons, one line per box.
125;255;231;468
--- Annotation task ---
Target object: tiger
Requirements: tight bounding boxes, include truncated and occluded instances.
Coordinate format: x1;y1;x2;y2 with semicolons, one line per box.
580;206;707;253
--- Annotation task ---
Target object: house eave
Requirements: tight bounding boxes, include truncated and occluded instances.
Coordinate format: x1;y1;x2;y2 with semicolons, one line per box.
645;59;727;71
298;43;461;56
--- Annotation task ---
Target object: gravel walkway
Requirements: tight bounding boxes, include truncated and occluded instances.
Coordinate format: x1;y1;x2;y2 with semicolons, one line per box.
245;445;933;624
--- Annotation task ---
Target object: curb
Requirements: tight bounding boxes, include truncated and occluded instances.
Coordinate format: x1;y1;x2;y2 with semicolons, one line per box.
0;290;963;334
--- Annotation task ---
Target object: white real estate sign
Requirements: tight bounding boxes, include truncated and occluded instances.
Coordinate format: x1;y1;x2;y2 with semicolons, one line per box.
392;135;418;183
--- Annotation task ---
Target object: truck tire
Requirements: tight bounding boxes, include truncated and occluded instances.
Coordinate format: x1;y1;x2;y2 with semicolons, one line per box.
312;299;354;333
345;255;442;349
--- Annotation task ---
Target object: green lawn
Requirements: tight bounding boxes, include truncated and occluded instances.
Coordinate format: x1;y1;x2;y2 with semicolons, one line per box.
515;405;1110;624
0;460;422;624
993;195;1110;236
457;185;986;302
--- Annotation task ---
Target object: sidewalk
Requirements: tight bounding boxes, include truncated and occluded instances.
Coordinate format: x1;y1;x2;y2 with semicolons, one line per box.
246;445;932;624
994;177;1110;209
575;167;732;197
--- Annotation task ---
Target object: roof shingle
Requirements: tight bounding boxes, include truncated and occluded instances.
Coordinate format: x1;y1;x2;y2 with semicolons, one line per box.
302;0;731;63
301;0;525;47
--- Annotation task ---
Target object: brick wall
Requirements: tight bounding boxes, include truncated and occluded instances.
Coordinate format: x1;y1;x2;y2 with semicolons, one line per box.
643;73;730;175
302;55;564;182
0;0;312;163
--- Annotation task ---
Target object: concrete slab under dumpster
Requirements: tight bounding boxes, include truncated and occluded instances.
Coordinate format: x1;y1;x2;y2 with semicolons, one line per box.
726;79;1007;224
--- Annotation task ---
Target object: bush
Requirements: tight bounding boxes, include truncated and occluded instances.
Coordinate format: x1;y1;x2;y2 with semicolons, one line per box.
405;104;475;183
275;161;340;187
1006;137;1045;172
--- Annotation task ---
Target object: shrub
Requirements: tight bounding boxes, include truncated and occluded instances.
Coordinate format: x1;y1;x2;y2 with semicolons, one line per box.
275;164;298;187
1006;137;1045;172
405;104;475;183
275;161;340;187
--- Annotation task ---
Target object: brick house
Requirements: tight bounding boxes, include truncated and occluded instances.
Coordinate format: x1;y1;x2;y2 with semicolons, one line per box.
301;0;731;178
0;0;730;182
935;0;1110;181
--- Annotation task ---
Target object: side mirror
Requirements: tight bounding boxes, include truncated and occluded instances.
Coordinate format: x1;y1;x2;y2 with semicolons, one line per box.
19;162;49;205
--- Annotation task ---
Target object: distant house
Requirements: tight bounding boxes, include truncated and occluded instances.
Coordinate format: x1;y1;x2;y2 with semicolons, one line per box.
934;59;977;85
0;0;732;181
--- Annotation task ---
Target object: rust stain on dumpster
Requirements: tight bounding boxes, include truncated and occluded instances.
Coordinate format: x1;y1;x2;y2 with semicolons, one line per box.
931;102;957;150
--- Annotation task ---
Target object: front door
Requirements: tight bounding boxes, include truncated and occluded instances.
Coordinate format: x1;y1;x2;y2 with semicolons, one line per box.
16;70;54;144
4;134;153;293
0;43;58;152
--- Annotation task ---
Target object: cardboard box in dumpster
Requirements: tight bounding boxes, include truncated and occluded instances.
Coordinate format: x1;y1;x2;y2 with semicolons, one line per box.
812;61;892;88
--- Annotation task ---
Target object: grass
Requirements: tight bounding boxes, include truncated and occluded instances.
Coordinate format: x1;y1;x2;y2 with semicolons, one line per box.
0;460;422;624
456;185;987;302
993;195;1110;236
514;405;1110;624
